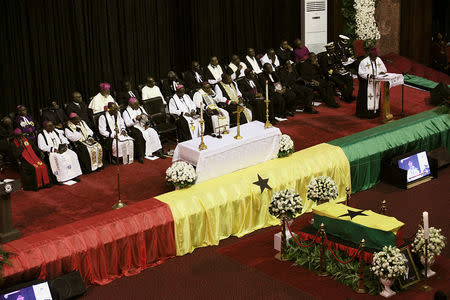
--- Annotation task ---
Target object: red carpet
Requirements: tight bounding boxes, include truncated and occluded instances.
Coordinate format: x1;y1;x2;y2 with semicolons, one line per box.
217;168;450;300
2;197;176;286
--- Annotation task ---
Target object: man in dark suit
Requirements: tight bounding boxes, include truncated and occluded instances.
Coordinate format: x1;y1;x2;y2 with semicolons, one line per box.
184;61;205;92
278;61;317;114
319;42;354;103
275;40;294;66
161;71;183;99
297;53;340;108
42;100;68;130
258;63;289;121
66;91;95;129
238;69;273;122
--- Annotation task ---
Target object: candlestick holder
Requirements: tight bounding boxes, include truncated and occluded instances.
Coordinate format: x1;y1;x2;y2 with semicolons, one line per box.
198;119;207;151
264;98;272;129
420;238;433;292
233;106;244;140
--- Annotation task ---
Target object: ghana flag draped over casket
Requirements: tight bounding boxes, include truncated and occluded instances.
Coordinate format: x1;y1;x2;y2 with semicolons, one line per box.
312;203;404;250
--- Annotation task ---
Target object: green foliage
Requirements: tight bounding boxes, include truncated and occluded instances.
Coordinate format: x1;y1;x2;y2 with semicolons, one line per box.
286;236;382;295
0;245;15;283
341;0;357;41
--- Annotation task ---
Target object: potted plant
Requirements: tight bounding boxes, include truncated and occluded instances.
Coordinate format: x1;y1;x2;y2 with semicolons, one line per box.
411;226;446;277
306;176;338;205
165;161;197;190
278;134;294;158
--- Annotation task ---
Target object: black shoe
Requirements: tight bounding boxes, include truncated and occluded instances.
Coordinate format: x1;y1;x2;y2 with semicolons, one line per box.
287;111;295;117
73;177;81;182
138;157;145;164
154;150;166;159
304;107;319;114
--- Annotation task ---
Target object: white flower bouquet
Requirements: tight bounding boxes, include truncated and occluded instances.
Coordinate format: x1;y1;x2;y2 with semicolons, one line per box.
166;161;197;189
268;189;302;219
353;0;381;41
371;246;407;279
411;227;446;259
278;134;294;158
306;176;338;204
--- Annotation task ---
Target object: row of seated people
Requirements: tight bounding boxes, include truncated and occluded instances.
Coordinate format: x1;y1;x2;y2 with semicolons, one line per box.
0;98;166;191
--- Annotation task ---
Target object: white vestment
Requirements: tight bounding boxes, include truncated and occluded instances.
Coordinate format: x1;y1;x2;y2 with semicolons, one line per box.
38;130;82;182
214;82;252;122
228;62;248;79
141;85;166;104
98;112;134;164
168;94;201;139
88;93;117;114
207;64;223;85
193;90;230;133
65;120;103;172
246;55;263;74
358;56;387;112
260;53;280;69
123;106;162;156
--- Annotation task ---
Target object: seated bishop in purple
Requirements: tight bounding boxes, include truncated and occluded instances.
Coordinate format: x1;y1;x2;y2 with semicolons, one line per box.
16;105;37;142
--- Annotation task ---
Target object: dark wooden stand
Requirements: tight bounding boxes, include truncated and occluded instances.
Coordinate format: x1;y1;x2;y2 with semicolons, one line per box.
0;179;22;243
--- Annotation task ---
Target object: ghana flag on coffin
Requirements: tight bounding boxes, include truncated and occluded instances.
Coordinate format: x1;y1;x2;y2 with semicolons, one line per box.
312;203;404;250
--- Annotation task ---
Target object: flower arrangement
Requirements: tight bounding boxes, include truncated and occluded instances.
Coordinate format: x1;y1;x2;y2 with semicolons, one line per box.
353;0;380;42
269;189;302;219
278;134;294;158
165;161;197;189
306;176;338;204
371;246;407;279
411;227;447;259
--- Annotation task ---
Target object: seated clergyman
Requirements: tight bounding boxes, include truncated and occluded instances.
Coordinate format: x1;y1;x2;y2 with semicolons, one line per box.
65;112;103;173
214;73;252;126
168;85;201;142
193;82;230;135
37;121;82;183
123;97;164;163
98;102;134;164
89;82;117;114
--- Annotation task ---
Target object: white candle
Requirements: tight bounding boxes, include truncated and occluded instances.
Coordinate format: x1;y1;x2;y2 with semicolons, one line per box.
200;101;203;120
265;80;269;100
423;211;429;239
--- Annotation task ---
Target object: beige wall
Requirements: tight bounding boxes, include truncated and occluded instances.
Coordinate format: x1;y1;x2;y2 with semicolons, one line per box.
375;0;401;55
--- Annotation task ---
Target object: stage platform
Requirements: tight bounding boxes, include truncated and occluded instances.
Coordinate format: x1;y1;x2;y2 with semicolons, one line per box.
1;63;449;288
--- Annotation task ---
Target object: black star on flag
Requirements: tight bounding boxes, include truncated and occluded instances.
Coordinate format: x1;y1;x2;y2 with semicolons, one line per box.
253;174;272;194
338;209;368;220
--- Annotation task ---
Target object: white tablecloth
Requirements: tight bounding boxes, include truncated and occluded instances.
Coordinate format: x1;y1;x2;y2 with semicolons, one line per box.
173;121;282;183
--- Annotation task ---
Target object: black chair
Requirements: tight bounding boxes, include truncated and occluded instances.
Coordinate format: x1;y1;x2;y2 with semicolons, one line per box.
143;97;178;143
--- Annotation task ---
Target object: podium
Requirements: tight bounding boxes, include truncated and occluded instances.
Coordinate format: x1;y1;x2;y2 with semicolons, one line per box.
0;179;22;243
375;73;404;123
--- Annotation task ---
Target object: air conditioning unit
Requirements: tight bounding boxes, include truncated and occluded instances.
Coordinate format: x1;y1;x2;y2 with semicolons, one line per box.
301;0;327;54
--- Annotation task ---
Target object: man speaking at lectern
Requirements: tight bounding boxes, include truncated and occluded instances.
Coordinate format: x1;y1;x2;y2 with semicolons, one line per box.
356;47;387;119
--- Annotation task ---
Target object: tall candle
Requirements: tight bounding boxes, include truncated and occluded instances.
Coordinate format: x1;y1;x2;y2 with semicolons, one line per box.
423;211;429;239
265;80;269;100
200;101;203;120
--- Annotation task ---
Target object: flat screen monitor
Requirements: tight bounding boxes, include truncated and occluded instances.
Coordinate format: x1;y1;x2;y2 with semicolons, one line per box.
397;151;431;183
0;282;52;300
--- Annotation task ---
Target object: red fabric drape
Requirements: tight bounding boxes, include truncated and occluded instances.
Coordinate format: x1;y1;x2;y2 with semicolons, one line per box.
296;231;374;264
14;137;50;187
2;198;176;286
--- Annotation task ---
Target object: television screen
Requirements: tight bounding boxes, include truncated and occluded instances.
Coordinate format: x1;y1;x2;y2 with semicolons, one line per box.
398;151;431;183
0;282;52;300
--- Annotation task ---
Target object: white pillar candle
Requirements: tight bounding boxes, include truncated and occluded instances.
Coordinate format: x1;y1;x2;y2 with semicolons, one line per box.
423;211;429;239
200;101;203;120
265;80;269;100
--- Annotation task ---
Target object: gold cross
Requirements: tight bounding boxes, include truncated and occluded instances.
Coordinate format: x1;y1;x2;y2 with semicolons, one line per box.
377;63;382;68
368;94;373;100
189;120;195;132
365;63;371;69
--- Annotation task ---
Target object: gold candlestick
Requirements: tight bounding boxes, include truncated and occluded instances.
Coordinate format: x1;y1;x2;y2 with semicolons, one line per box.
198;119;207;151
264;80;272;129
233;105;244;140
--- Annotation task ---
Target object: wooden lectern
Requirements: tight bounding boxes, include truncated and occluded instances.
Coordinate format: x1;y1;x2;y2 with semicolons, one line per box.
375;73;404;124
0;179;22;243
